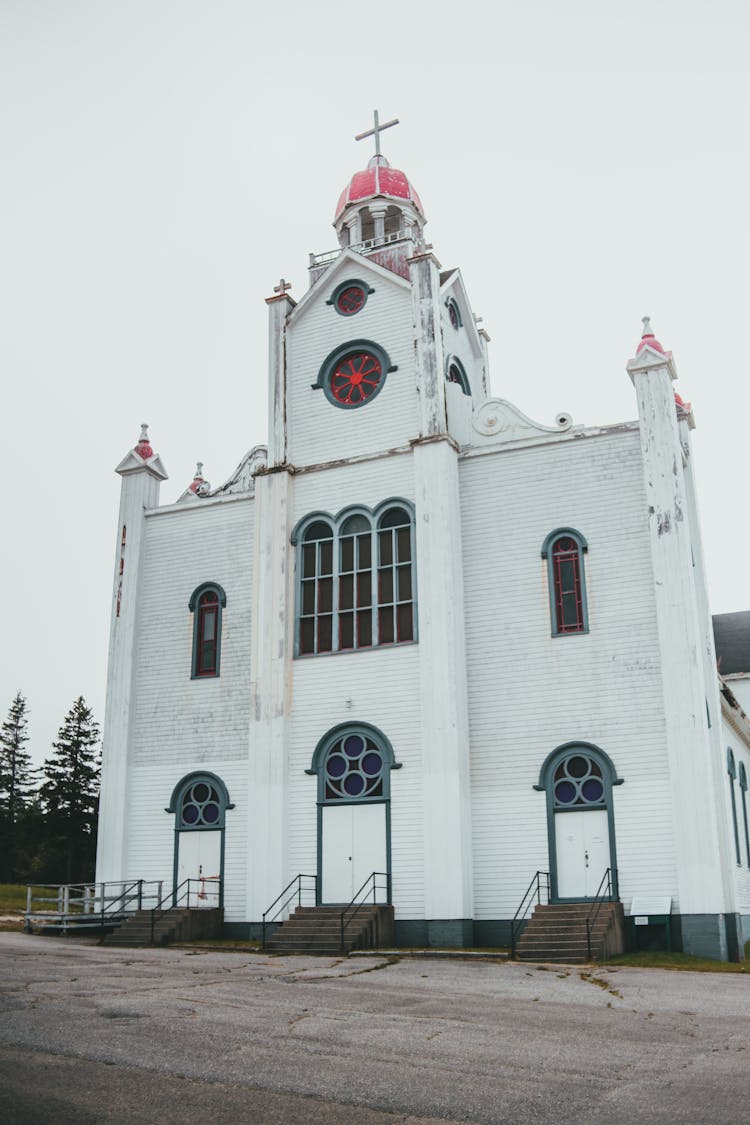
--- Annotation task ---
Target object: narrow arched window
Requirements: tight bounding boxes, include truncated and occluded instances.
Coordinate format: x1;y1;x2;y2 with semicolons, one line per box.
728;748;741;865
294;502;416;656
739;762;750;868
541;529;589;636
189;583;227;678
377;507;414;644
299;521;334;655
445;355;470;395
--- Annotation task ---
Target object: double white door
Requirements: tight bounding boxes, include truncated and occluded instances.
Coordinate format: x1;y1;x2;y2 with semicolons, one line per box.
177;830;221;908
321;804;387;904
554;809;610;899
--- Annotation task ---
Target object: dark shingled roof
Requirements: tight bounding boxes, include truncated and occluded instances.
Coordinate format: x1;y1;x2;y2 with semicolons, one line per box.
713;612;750;675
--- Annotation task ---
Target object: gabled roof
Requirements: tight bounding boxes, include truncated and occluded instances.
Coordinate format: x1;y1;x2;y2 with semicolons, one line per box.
713;611;750;674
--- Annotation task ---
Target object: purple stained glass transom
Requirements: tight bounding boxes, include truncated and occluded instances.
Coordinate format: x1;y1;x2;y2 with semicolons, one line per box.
181;780;224;828
552;754;605;808
323;732;385;801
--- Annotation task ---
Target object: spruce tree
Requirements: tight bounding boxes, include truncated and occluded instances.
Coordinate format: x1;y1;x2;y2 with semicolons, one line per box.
39;696;101;884
0;691;35;882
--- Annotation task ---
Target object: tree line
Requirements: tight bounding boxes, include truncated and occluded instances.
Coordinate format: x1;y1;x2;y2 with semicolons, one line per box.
0;692;100;885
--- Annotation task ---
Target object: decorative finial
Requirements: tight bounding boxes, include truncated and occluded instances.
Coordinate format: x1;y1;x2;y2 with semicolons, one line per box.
355;109;399;159
135;423;153;460
194;462;203;479
641;316;653;337
273;278;292;295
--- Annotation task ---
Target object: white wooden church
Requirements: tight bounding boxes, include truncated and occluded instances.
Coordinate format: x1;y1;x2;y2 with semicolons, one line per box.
96;117;750;960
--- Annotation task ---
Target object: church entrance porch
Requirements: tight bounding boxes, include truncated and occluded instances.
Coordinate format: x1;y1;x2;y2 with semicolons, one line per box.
536;743;622;904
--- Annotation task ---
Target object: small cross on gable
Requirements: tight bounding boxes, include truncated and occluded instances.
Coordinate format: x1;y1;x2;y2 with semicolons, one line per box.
274;278;292;295
355;110;399;158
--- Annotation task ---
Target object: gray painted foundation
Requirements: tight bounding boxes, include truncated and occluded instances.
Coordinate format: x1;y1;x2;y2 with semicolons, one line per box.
394;919;474;948
679;914;731;961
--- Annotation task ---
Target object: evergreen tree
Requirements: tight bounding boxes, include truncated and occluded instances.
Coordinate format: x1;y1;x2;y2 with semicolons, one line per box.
39;696;101;884
0;691;35;881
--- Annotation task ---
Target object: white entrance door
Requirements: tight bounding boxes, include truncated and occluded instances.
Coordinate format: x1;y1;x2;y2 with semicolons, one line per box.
321;804;387;903
555;809;610;899
177;831;222;907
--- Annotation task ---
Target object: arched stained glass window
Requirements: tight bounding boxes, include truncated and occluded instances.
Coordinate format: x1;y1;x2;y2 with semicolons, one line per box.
294;502;416;657
728;748;741;865
189;583;227;678
324;730;385;801
168;771;233;830
541;529;589;636
552;753;605;807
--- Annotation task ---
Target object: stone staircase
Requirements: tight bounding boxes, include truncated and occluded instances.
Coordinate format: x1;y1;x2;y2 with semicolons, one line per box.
515;902;624;964
265;904;394;955
103;907;223;947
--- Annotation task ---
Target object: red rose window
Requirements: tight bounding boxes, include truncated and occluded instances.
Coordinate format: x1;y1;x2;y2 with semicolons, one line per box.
336;285;367;316
330;351;383;406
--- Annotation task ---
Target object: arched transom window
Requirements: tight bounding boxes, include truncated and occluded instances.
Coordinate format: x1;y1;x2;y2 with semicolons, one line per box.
294;502;416;656
323;730;386;801
168;771;233;830
552;752;605;807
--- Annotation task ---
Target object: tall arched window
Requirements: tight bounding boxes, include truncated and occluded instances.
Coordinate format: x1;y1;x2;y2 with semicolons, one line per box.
189;582;227;678
294;502;416;656
541;529;589;636
727;748;741;865
739;762;750;868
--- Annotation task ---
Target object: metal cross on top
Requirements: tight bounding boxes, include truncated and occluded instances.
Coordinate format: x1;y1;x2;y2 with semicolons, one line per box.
274;278;292;295
355;110;399;158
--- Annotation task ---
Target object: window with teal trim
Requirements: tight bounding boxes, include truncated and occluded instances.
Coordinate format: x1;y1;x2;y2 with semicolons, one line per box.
295;503;415;656
552;753;605;807
445;355;470;396
308;722;399;804
189;582;226;678
168;771;233;831
740;763;750;868
727;748;741;865
541;529;589;636
324;730;385;800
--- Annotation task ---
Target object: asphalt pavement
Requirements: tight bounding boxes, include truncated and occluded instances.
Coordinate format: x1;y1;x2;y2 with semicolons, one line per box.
1;933;748;1123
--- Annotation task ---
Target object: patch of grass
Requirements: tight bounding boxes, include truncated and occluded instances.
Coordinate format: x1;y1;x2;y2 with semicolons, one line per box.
0;884;27;914
603;950;749;974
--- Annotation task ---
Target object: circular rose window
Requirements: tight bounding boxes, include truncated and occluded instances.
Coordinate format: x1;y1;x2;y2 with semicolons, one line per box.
329;278;373;317
330;351;383;406
317;340;394;409
336;285;366;315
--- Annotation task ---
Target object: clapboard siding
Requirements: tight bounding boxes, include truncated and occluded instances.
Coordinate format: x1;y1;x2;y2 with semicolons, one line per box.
460;429;679;916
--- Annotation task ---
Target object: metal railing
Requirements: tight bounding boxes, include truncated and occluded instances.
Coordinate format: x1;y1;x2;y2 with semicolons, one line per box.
510;871;550;959
24;880;164;934
261;874;318;950
585;868;619;960
339;871;391;953
149;876;222;945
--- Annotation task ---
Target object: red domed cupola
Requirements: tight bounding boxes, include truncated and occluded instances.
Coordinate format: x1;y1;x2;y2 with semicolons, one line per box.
332;112;426;258
334;155;424;223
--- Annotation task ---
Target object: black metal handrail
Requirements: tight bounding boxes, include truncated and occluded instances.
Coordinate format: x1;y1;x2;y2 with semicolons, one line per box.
585;867;619;960
510;870;550;959
339;871;391;953
99;879;143;936
149;877;222;945
261;874;317;950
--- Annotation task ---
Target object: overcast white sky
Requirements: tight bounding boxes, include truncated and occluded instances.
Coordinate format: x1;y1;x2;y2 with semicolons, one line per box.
2;0;749;766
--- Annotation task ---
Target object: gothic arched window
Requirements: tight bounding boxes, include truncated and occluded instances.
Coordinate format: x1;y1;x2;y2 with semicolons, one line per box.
189;582;227;678
541;529;589;636
294;502;416;656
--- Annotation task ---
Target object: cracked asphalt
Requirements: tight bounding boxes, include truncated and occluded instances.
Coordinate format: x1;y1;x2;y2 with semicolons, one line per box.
1;933;749;1123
